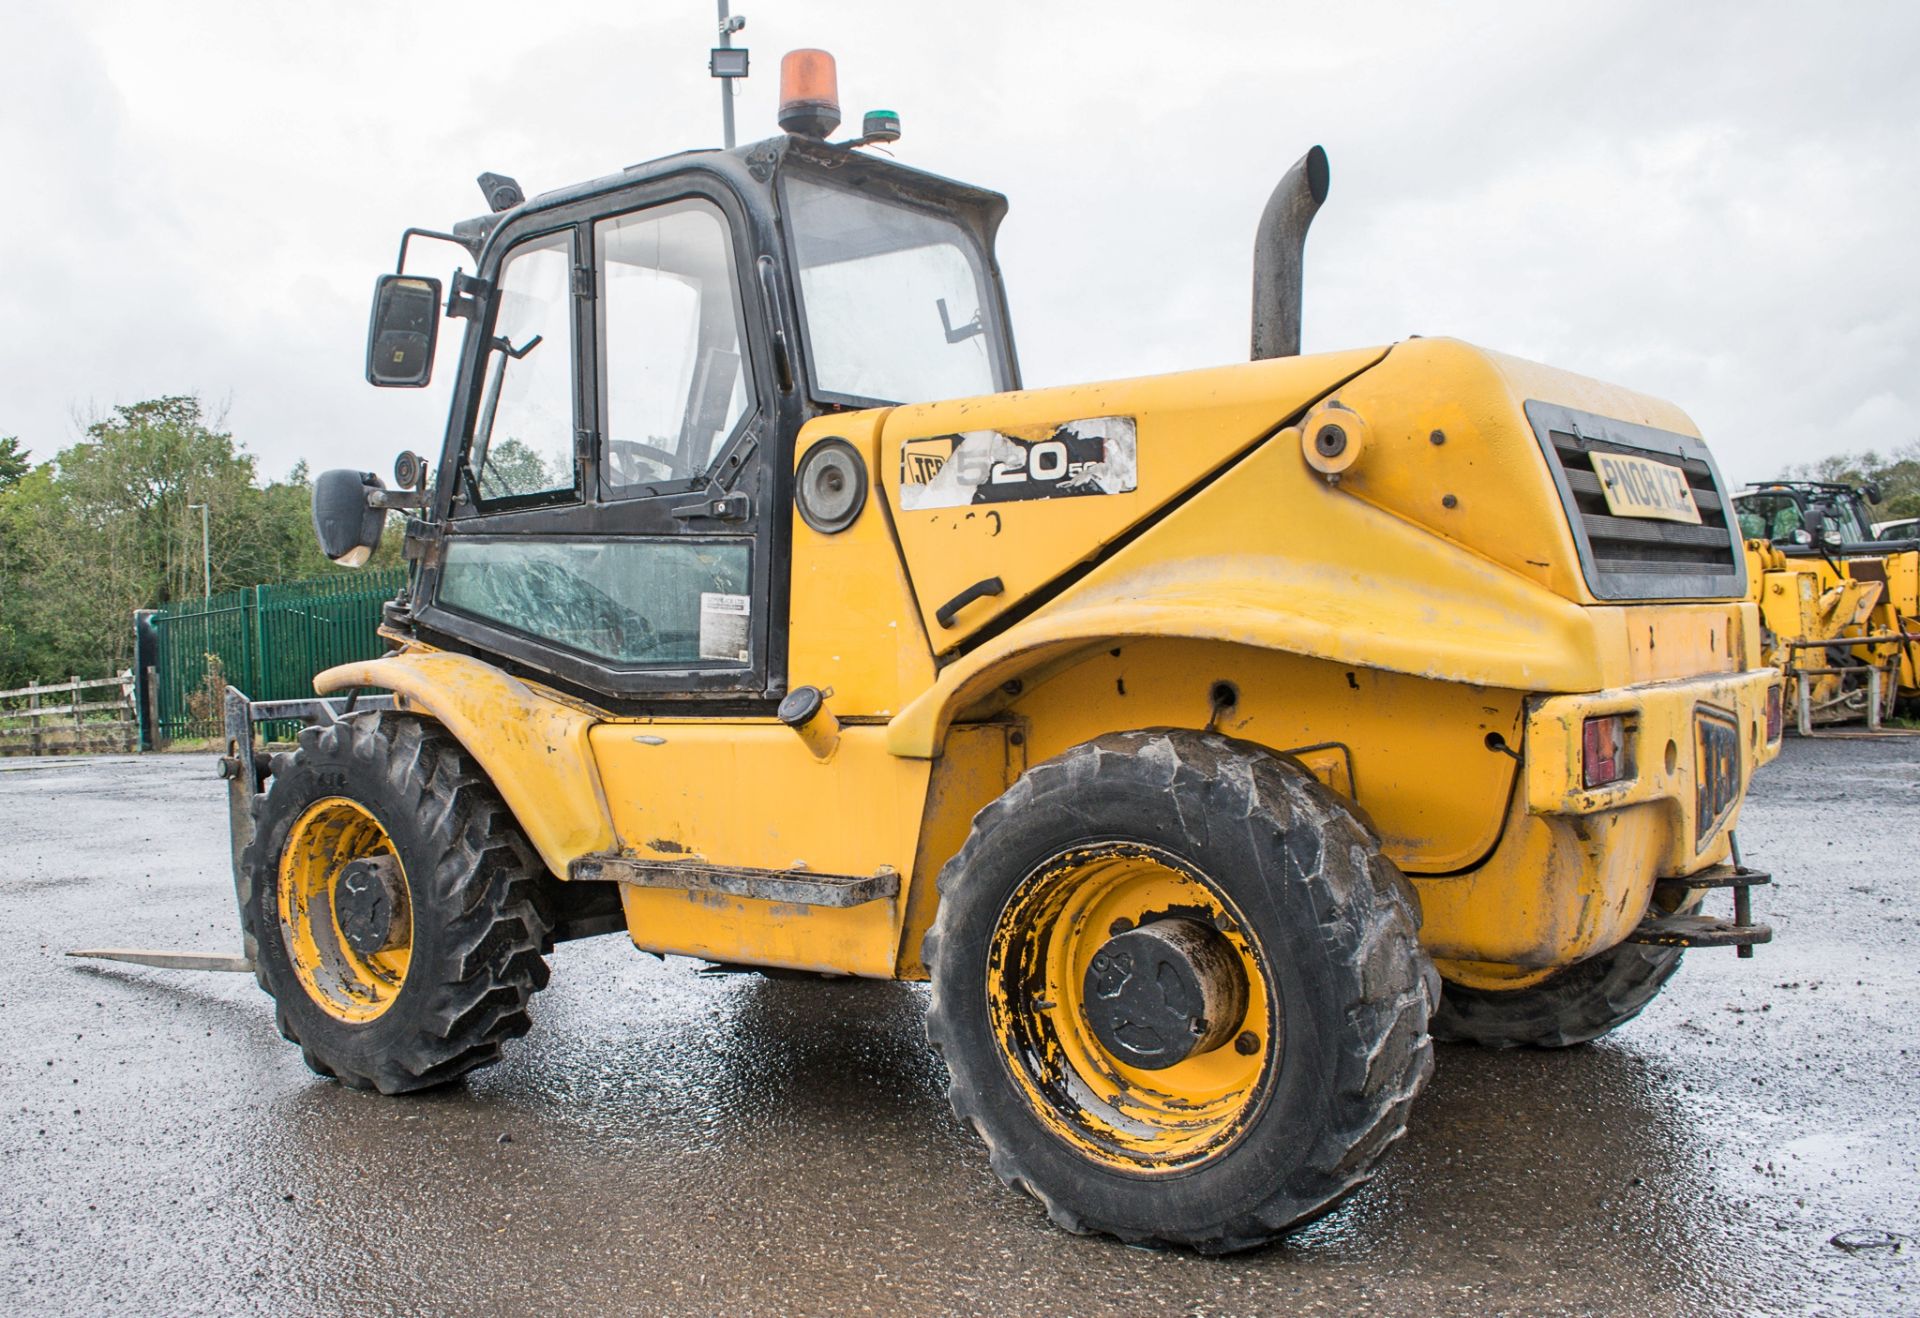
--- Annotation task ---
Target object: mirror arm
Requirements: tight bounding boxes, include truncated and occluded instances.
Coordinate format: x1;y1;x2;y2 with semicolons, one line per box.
368;488;428;511
395;226;481;274
448;270;491;321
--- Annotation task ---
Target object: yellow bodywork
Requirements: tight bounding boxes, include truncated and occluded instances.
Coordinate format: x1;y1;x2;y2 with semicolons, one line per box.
318;649;613;875
1892;552;1920;691
884;347;1387;651
320;337;1782;987
1742;537;1918;724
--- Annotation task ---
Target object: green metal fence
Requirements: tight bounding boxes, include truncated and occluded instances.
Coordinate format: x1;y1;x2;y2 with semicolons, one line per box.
147;569;406;742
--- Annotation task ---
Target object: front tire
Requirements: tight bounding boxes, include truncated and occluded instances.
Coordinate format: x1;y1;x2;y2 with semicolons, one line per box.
240;714;553;1094
1431;942;1682;1049
923;730;1434;1253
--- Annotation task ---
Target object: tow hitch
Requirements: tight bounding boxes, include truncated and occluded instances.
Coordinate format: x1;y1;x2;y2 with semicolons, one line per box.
1626;835;1771;958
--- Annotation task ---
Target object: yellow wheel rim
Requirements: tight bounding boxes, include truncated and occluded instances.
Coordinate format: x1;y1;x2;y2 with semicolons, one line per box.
277;796;413;1023
986;843;1274;1172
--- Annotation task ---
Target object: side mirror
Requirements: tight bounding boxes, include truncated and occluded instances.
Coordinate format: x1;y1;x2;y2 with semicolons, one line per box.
313;469;388;566
366;274;443;387
1865;483;1884;505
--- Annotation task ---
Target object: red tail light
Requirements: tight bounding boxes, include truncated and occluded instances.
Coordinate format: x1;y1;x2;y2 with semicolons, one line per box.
1582;715;1632;788
1765;683;1784;742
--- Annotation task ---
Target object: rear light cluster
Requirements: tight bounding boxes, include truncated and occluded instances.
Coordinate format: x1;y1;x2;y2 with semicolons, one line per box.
1582;715;1634;789
1765;683;1784;742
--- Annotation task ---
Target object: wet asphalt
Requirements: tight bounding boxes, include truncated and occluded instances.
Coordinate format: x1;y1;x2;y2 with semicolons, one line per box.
0;739;1915;1316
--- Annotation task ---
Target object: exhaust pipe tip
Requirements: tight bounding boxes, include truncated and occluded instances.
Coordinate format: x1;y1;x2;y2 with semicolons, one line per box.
1299;144;1330;205
1251;145;1331;361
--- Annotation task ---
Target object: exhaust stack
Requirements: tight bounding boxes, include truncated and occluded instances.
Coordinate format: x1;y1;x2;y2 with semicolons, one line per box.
1251;145;1330;360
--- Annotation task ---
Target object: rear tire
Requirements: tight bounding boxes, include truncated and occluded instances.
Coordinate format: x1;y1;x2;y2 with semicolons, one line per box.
1431;942;1682;1049
241;714;552;1094
923;729;1434;1253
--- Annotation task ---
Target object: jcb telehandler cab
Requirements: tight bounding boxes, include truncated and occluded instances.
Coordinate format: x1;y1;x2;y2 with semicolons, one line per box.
177;54;1785;1250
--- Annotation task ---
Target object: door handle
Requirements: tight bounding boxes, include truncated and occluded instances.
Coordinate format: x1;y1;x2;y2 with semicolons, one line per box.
935;576;1005;629
671;493;750;522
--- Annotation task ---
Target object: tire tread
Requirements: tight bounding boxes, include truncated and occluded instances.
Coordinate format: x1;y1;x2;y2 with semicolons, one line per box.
1431;941;1683;1049
240;713;553;1094
923;728;1435;1253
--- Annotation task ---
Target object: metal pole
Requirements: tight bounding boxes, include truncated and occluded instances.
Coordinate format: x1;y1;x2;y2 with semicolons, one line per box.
1730;833;1754;959
717;0;737;149
189;503;211;601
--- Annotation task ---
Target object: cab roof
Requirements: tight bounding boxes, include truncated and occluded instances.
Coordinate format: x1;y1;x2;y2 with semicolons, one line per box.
462;134;1011;271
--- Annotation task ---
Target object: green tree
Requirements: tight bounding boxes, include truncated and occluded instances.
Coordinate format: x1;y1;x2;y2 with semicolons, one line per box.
0;436;26;491
478;436;565;499
1792;440;1920;521
0;398;248;681
0;396;399;686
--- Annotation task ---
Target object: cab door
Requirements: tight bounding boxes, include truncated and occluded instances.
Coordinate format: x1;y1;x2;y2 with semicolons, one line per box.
415;179;790;704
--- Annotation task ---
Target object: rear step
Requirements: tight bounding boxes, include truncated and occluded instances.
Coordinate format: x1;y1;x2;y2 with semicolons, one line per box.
1632;860;1772;956
570;854;900;909
1625;911;1772;950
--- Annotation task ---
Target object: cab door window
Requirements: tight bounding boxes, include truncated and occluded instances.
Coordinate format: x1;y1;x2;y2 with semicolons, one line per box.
472;230;577;501
438;538;752;666
597;199;753;492
423;186;775;698
1737;495;1803;542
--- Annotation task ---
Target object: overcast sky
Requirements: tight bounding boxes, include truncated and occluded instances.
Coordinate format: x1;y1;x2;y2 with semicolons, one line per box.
2;1;1915;491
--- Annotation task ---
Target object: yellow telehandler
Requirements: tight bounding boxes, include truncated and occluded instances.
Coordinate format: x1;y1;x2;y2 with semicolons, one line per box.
1734;480;1920;730
91;52;1784;1251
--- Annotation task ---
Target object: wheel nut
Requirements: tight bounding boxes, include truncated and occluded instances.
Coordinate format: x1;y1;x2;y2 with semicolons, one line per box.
1235;1031;1260;1055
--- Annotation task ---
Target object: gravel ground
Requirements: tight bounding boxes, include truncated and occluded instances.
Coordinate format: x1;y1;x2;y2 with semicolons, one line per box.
0;738;1914;1316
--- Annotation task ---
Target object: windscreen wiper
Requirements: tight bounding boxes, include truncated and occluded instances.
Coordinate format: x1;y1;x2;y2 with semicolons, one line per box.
936;298;984;344
469;333;545;480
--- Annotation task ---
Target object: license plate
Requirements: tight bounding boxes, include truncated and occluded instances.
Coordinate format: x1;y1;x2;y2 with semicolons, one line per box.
1591;451;1702;524
1694;708;1741;843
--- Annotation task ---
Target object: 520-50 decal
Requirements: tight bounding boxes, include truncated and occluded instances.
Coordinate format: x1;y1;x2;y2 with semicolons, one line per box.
897;416;1137;511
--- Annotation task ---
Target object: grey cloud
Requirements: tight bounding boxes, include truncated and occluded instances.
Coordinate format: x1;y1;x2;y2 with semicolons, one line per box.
0;1;1912;494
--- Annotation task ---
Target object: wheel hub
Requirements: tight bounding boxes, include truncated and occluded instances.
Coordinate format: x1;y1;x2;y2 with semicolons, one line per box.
1082;918;1249;1070
333;855;405;957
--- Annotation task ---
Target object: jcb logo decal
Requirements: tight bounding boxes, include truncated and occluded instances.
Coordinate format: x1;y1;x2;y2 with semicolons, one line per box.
900;438;954;486
898;417;1138;512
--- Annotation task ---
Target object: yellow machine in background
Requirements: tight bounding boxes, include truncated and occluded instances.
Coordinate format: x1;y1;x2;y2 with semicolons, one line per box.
102;51;1786;1252
1735;482;1920;731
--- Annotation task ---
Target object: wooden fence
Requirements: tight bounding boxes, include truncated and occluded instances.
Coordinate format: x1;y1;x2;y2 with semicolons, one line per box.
0;673;138;757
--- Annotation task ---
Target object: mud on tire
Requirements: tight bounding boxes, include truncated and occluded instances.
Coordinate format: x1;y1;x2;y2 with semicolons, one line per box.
922;729;1436;1253
239;714;553;1094
1431;942;1683;1050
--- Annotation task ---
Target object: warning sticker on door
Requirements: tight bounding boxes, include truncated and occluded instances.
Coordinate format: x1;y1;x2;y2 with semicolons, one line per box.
698;592;751;663
898;416;1137;511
